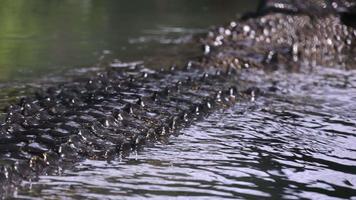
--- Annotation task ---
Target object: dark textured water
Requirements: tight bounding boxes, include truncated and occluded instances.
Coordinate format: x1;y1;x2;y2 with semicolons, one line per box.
1;0;356;199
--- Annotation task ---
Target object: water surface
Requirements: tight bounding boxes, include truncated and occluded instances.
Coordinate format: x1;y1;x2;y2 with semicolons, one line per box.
1;0;356;199
0;0;258;82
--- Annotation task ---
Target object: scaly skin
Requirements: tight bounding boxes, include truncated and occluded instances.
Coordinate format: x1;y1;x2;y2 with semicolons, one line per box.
201;0;356;71
258;0;355;15
0;64;248;198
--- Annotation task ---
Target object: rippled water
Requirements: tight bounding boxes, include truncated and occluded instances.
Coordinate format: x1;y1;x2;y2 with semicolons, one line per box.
1;1;356;199
14;67;356;199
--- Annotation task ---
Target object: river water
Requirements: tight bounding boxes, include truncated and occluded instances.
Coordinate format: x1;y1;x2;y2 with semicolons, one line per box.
1;0;356;199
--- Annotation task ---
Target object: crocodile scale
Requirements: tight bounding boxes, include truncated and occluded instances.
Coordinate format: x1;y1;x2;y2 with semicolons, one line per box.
0;64;248;196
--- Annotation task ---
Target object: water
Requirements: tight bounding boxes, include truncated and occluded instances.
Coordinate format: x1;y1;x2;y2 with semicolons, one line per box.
0;0;257;82
1;0;356;199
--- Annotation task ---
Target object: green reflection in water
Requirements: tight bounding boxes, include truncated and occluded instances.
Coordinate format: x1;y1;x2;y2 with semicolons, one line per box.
0;0;258;82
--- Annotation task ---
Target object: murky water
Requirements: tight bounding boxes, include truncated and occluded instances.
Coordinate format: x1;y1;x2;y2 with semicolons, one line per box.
0;0;257;82
1;0;356;199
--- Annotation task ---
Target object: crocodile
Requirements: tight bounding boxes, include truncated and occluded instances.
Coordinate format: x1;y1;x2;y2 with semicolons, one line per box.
0;0;355;198
201;0;355;71
0;64;247;197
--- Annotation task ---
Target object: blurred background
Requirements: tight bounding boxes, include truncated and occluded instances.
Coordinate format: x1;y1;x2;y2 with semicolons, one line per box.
0;0;258;82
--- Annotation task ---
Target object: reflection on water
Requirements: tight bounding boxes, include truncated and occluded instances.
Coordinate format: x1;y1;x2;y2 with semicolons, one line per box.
16;67;356;199
0;0;258;81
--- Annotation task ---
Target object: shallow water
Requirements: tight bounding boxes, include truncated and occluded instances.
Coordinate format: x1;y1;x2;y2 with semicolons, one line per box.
1;0;356;199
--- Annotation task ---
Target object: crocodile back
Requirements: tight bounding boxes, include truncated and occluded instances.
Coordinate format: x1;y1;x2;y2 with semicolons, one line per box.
259;0;356;15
